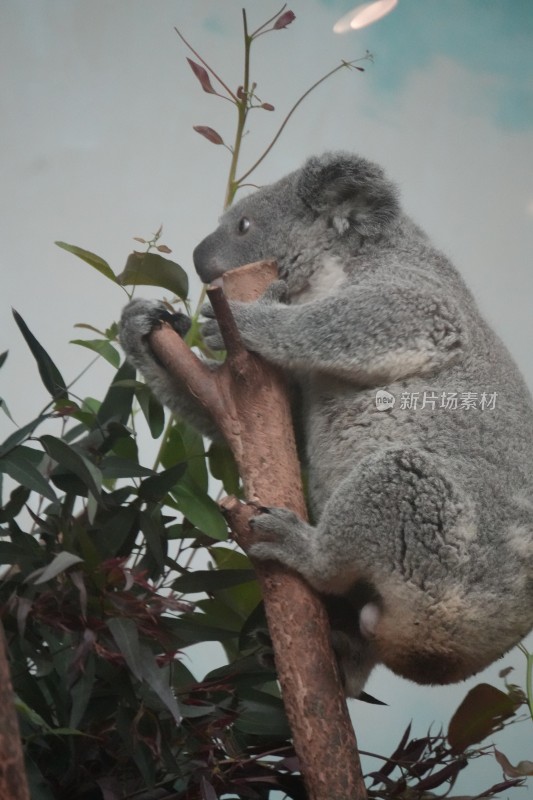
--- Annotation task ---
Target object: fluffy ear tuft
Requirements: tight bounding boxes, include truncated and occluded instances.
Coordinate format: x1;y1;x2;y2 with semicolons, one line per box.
296;152;400;237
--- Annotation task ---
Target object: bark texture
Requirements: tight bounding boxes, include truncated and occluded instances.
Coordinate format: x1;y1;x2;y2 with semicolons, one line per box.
0;621;30;800
149;260;366;800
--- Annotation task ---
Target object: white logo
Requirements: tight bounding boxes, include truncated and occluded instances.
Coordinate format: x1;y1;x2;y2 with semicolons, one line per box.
375;390;395;411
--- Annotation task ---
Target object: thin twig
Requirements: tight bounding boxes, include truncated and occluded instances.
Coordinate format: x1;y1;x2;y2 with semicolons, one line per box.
174;26;238;102
237;58;369;184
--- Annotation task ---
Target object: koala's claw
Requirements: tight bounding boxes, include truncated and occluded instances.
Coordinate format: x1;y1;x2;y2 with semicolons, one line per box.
120;299;190;339
250;506;302;537
261;280;289;305
163;310;191;338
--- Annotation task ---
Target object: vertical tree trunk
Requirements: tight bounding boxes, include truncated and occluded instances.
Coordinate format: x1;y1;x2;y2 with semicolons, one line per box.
149;260;366;800
0;621;30;800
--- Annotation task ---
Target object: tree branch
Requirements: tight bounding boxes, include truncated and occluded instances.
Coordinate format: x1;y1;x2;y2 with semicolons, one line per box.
149;260;366;800
0;621;30;800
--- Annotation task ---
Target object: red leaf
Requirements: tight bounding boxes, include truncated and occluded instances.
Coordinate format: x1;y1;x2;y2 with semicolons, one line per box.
273;10;296;29
447;683;518;754
261;102;275;111
193;126;224;145
237;85;246;100
156;244;172;254
187;58;216;94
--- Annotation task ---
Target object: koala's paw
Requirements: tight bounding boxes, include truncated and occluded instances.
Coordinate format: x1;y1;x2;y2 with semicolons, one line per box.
200;302;226;351
251;506;302;537
120;299;191;357
247;507;311;566
259;280;289;305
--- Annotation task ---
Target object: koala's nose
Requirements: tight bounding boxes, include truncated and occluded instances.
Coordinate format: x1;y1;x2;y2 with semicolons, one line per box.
193;234;223;285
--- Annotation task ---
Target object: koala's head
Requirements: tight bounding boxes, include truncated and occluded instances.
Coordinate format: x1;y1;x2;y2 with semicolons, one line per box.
193;152;400;285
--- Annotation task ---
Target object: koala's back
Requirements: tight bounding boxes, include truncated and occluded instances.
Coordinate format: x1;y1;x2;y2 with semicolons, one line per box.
306;298;533;509
186;151;533;689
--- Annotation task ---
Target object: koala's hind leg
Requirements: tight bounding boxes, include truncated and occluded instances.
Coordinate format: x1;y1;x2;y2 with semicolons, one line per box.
249;447;488;686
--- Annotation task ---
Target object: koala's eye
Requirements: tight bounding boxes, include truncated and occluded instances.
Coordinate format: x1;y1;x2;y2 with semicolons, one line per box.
238;217;250;235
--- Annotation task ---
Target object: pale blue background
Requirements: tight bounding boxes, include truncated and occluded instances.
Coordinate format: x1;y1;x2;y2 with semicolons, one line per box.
1;1;533;794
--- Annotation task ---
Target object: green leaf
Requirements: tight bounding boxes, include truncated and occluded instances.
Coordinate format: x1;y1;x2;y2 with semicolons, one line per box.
234;688;290;737
203;655;275;692
12;310;68;401
117;251;188;300
172;569;256;594
160;421;208;491
172;477;227;539
166;613;238;644
55;241;117;283
139;509;165;574
96;360;136;427
101;455;153;479
25;757;57;800
0;541;34;564
0;448;57;502
107;617;143;681
69;651;95;728
0;485;31;523
137;643;182;723
0;398;14;423
208;441;240;495
70;338;121;368
89;506;138;558
31;551;84;584
135;385;165;439
0;351;7;369
139;462;186;503
211;547;251;570
40;435;102;499
0;414;50;458
13;672;54;726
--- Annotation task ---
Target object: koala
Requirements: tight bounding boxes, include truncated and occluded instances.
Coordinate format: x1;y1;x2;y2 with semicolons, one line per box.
120;152;533;698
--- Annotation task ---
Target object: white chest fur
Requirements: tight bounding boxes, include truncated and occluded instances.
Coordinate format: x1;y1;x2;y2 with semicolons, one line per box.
291;256;346;304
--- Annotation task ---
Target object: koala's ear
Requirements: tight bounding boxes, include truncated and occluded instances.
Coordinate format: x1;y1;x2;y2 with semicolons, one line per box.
296;153;400;237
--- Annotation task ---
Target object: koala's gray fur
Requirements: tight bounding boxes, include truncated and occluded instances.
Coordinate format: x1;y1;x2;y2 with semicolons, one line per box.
120;153;533;698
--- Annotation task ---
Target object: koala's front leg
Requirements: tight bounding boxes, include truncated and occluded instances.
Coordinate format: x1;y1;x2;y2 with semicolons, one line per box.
206;281;465;384
119;299;221;439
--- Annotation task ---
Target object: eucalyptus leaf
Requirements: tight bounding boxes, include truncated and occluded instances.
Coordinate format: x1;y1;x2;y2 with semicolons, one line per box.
117;251;188;300
12;310;68;401
208;442;240;495
69;652;96;728
0;448;57;502
233;689;290;737
40;435;102;499
0;414;50;458
107;617;143;681
0;397;14;423
138;643;182;723
139;462;186;503
101;455;153;479
172;569;256;594
0;485;31;523
135;384;165;438
139;509;166;575
96;360;136;426
172;477;227;540
55;241;117;283
31;551;84;584
70;338;121;368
